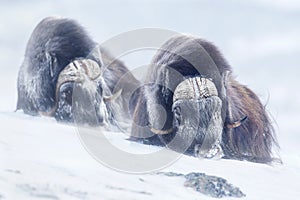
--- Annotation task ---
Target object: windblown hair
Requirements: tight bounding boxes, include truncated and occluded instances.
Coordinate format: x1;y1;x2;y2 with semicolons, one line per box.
223;75;278;162
131;35;279;163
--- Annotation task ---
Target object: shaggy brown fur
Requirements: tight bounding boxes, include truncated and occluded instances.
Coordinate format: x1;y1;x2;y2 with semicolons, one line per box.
130;35;279;163
223;74;278;162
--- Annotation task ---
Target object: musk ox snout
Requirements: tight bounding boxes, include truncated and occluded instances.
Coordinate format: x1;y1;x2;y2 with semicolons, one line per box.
171;77;223;158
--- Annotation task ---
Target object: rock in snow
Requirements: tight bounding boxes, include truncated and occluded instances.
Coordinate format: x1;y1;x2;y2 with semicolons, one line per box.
158;172;245;198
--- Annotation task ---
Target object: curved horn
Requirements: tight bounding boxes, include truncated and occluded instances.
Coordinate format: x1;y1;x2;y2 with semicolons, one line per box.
150;127;174;135
226;116;248;129
223;71;248;129
103;89;123;102
173;77;218;102
39;106;57;117
74;59;101;80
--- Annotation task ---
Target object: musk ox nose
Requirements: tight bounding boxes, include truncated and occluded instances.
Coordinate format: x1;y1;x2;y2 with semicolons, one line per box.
172;77;224;158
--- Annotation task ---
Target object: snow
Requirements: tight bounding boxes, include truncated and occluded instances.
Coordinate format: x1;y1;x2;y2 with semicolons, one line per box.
1;0;300;199
1;112;300;199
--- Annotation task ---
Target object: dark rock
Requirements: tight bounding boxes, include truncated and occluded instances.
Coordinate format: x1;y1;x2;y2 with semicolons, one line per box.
157;172;245;198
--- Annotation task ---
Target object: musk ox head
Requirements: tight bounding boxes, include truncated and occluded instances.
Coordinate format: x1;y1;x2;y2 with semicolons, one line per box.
171;77;223;158
53;57;122;125
146;76;224;158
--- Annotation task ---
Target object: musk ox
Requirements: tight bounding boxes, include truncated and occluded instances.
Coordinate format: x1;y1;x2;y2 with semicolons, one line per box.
16;17;140;127
130;35;279;163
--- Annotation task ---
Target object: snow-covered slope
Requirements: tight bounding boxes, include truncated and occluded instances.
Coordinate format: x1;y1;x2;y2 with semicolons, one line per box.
1;111;300;200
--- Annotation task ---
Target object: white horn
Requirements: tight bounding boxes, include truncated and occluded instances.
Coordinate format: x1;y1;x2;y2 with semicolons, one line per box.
173;77;218;102
226;116;248;129
103;89;123;102
150;127;173;135
75;59;101;80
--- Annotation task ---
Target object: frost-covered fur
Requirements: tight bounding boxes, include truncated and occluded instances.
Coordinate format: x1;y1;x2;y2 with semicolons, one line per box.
17;17;96;115
16;17;140;127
